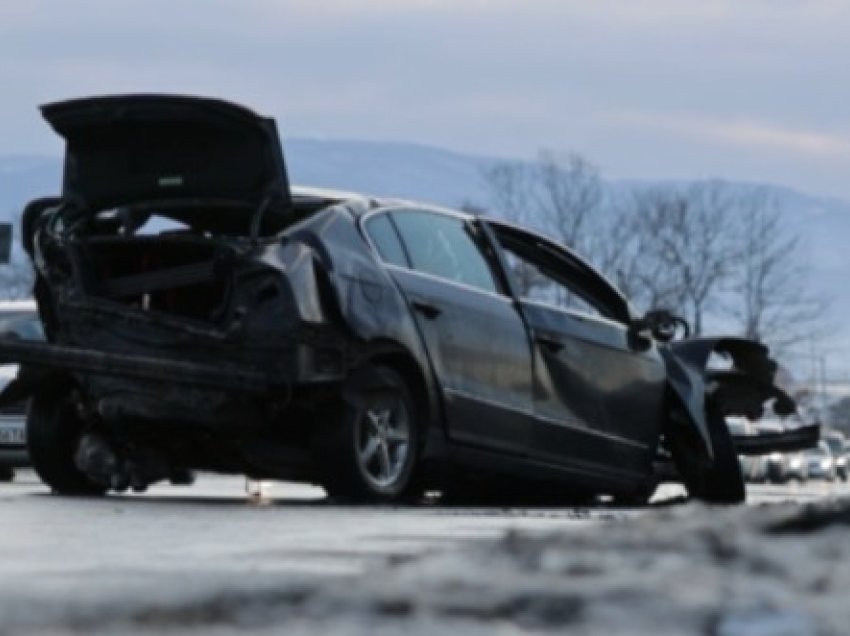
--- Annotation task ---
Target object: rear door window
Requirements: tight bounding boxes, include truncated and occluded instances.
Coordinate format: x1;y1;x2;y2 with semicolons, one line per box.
391;210;498;294
364;214;409;267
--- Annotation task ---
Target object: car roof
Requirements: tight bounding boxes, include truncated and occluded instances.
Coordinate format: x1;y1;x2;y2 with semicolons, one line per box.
0;299;36;313
290;185;474;221
291;185;368;206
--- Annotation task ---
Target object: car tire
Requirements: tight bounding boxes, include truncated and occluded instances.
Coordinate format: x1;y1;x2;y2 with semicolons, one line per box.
315;365;419;503
27;386;106;496
669;401;745;504
0;466;13;482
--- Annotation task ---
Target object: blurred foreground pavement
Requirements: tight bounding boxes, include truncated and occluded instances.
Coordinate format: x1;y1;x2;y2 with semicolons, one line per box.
0;472;848;635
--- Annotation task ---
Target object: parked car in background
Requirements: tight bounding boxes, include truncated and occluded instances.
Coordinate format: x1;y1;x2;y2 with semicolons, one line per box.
0;300;42;481
764;452;788;483
784;452;808;482
0;94;809;505
823;431;848;481
741;453;769;483
726;416;768;483
805;440;837;482
752;419;791;483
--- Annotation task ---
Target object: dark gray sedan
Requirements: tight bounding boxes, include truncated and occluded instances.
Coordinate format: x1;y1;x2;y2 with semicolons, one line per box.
0;95;812;504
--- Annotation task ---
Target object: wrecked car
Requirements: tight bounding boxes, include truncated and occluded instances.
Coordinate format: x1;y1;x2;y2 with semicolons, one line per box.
0;95;817;504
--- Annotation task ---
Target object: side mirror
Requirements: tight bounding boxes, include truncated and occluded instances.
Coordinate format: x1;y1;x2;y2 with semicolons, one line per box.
0;224;11;264
631;309;690;344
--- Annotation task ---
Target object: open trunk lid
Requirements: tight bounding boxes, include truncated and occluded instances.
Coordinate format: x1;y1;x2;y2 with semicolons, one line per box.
41;94;292;221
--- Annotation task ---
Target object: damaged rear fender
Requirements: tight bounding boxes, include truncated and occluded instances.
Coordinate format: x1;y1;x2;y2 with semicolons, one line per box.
275;208;444;436
660;337;795;460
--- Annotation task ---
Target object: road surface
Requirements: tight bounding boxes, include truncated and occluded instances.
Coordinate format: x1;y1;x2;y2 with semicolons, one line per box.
1;472;847;634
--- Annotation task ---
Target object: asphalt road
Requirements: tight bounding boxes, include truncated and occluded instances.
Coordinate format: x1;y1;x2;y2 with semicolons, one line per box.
1;472;847;634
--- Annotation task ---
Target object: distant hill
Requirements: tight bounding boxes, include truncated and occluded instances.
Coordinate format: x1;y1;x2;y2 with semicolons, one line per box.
1;138;847;377
0;140;495;215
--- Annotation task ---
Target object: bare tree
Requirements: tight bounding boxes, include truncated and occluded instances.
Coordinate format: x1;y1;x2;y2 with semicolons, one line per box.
619;183;739;334
479;153;824;352
480;160;544;295
481;160;535;228
730;192;826;356
482;151;603;245
533;151;602;253
591;199;682;313
481;152;605;297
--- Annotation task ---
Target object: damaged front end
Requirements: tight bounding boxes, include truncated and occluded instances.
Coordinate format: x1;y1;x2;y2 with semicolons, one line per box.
661;336;817;460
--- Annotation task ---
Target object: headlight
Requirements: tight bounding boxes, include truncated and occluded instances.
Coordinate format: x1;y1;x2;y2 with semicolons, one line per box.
789;457;802;469
821;459;832;470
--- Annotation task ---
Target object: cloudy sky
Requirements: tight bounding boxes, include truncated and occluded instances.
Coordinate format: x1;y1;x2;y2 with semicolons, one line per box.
1;1;849;197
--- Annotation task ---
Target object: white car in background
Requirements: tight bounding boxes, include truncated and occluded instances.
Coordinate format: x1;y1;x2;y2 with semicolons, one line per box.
0;300;41;481
726;416;769;483
805;440;837;482
823;431;848;481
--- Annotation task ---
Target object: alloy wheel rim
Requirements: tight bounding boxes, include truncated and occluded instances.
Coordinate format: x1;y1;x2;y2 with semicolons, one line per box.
356;397;410;490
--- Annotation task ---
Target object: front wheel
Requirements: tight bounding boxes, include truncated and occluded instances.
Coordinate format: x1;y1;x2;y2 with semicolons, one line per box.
315;365;420;503
27;386;106;496
668;401;745;504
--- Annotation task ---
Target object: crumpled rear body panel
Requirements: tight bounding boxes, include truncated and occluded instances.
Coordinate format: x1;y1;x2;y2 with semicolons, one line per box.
1;201;438;437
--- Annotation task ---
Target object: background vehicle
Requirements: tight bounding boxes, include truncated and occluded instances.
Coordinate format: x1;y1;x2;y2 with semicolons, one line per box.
0;95;805;505
823;431;848;481
726;417;768;483
805;440;837;482
752;419;790;483
784;452;808;482
0;300;42;481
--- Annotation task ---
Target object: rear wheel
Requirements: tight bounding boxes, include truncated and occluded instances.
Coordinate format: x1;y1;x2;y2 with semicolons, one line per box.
27;387;106;496
669;401;745;504
315;365;419;503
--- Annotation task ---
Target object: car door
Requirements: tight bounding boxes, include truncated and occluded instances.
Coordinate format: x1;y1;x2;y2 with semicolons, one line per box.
362;208;534;455
488;221;667;480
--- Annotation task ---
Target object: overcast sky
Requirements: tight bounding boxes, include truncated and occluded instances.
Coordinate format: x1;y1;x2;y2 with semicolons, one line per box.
2;1;849;197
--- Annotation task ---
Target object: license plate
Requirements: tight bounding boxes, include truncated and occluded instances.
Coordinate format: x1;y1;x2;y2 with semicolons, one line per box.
0;426;25;446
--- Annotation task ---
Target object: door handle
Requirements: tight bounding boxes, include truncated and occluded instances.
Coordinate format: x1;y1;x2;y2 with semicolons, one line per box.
535;333;564;353
411;299;442;320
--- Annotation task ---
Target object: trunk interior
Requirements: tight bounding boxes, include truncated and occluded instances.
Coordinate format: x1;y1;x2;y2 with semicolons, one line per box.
78;237;234;324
